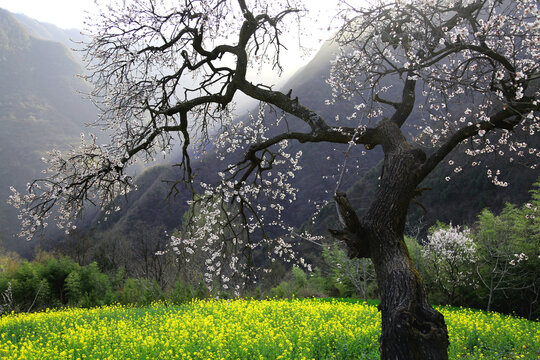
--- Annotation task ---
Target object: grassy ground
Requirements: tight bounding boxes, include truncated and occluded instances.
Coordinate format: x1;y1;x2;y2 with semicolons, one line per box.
0;298;538;359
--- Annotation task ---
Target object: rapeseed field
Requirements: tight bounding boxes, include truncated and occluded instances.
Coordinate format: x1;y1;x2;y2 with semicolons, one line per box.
0;299;537;359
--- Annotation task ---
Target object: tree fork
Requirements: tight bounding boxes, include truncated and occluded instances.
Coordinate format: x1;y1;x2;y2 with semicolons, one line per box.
329;192;370;258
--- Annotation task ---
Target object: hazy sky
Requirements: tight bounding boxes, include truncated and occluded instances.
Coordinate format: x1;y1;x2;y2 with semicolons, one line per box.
0;0;341;40
1;0;341;83
0;0;98;29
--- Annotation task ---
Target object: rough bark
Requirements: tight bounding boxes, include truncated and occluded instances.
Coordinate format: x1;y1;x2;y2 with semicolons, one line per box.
333;119;449;359
368;226;449;360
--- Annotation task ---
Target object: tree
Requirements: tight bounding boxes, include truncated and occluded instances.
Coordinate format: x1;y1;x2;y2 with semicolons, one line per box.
475;181;540;318
129;221;170;288
421;224;478;305
322;244;376;300
8;0;540;359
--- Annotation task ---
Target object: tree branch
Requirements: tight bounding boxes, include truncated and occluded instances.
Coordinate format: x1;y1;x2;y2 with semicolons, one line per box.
418;103;540;181
390;73;416;127
238;80;330;131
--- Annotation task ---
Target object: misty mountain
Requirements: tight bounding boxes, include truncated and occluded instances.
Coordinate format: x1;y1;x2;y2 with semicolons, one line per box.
0;9;96;256
11;13;85;51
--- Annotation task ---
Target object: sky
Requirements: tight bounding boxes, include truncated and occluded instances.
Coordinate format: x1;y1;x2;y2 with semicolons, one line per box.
0;0;98;29
0;0;341;42
0;0;342;82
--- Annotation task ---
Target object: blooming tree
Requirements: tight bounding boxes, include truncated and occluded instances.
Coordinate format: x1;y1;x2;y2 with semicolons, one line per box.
421;224;477;304
8;0;540;359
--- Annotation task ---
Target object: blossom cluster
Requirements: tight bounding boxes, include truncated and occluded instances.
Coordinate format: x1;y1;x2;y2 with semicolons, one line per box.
8;133;131;240
509;252;529;266
165;105;313;294
422;225;478;289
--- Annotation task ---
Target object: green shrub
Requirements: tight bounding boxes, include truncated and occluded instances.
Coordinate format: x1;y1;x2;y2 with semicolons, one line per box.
117;278;163;305
64;270;82;306
269;266;329;299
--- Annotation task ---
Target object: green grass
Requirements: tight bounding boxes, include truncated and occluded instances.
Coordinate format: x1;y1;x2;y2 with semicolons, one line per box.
0;299;538;359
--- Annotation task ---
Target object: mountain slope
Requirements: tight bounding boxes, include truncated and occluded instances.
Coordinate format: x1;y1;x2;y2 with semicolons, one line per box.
0;9;96;255
11;13;85;50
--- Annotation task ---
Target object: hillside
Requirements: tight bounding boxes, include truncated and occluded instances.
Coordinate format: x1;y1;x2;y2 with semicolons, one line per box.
11;13;85;51
0;9;96;256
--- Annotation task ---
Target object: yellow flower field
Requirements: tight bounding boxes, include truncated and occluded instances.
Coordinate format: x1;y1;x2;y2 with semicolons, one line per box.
0;299;537;359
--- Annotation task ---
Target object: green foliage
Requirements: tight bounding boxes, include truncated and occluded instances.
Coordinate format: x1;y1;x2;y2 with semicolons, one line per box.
169;280;193;304
0;248;214;312
64;271;82;306
269;266;329;299
169;280;208;304
472;180;540;318
38;257;79;304
78;262;114;307
1;261;50;312
0;255;115;311
117;278;163;306
322;245;377;299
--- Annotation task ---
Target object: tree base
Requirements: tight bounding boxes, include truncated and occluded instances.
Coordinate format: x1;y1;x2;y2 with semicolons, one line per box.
380;301;449;359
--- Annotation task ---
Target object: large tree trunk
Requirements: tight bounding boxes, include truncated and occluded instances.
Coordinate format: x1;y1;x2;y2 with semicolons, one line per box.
368;226;449;359
335;120;449;359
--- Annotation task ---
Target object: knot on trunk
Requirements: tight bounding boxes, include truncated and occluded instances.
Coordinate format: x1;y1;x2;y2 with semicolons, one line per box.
329;192;370;258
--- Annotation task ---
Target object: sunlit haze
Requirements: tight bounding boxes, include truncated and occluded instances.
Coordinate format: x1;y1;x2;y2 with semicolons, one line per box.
0;0;341;81
0;0;98;29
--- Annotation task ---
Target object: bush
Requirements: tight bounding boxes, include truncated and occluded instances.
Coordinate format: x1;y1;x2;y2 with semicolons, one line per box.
269;266;329;299
168;280;209;304
117;278;163;305
64;271;82;306
0;255;116;311
8;261;51;311
38;257;80;305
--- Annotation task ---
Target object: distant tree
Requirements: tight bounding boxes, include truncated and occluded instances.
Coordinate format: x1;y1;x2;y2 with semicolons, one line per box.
475;181;540;318
421;224;478;305
322;244;376;300
0;241;23;274
46;229;94;266
129;221;171;287
9;1;539;359
93;229;131;273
